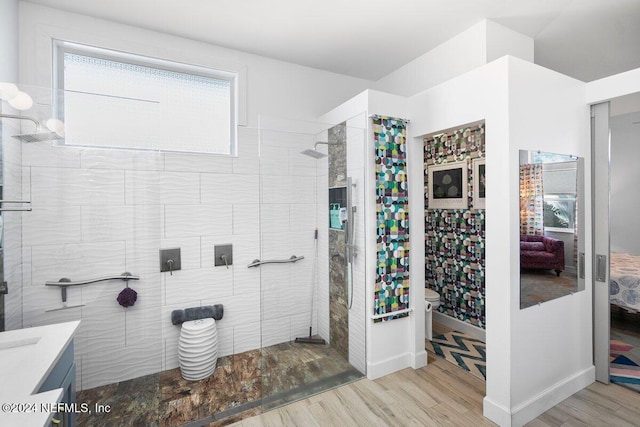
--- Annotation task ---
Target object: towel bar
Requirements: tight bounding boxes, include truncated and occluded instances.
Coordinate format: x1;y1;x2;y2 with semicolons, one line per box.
370;307;413;320
0;199;32;212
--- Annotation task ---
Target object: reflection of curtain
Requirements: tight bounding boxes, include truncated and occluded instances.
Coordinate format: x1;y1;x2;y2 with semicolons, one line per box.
520;164;544;235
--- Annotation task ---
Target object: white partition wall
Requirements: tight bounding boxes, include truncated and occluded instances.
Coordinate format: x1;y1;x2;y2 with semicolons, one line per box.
408;56;593;426
506;59;592;426
321;90;425;380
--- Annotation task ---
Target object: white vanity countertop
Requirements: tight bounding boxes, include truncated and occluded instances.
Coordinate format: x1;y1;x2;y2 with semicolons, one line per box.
0;320;80;426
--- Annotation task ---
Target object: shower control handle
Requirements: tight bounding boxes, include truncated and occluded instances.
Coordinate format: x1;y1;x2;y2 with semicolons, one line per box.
160;248;181;274
347;243;358;260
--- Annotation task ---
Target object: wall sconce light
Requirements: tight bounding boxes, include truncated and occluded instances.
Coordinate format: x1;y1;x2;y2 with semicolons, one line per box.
45;118;65;137
7;91;34;111
0;82;19;100
0;83;34;111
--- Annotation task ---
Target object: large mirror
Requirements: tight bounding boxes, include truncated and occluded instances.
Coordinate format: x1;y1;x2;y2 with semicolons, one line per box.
519;150;585;309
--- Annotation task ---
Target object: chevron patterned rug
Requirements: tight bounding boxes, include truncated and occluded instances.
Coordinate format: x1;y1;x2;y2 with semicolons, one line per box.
610;337;640;392
426;331;486;381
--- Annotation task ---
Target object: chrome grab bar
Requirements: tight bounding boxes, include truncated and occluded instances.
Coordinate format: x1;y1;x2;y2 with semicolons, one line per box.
0;199;32;212
45;272;139;287
247;255;304;268
46;272;139;302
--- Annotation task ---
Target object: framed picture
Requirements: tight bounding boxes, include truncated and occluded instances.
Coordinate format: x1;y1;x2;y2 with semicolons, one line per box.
472;158;486;209
427;161;468;209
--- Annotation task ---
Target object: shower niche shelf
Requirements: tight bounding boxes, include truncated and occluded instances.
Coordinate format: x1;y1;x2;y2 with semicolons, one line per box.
329;186;346;230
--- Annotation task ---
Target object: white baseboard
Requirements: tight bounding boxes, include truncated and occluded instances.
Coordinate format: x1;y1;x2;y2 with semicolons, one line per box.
433;312;486;342
511;366;595;426
411;349;428;369
367;352;411;380
483;396;512;427
483;366;595;427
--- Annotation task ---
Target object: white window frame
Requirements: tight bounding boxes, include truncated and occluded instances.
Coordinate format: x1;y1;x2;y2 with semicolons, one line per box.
53;40;238;155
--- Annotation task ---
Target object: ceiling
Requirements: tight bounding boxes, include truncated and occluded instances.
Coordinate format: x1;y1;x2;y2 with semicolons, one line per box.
22;0;640;82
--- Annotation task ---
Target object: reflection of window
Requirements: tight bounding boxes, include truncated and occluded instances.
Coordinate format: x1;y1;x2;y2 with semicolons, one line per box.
532;152;572;164
542;162;577;231
54;41;237;154
544;195;575;229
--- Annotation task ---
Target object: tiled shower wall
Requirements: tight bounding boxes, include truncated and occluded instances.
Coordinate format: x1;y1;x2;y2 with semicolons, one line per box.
1;119;24;333
328;123;348;360
345;115;366;375
258;129;325;348
2;118;24;332
325;117;367;374
4;126;327;391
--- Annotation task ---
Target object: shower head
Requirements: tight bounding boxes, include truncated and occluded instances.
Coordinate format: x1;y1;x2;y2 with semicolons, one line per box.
12;131;64;143
300;141;334;159
301;148;328;159
0;113;64;143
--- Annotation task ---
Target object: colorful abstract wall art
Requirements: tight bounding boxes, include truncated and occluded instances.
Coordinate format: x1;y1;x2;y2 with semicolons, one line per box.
373;116;410;322
424;122;486;329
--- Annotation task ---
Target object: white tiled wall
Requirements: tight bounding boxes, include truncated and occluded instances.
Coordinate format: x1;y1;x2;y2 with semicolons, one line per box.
7;125;331;391
317;159;330;342
346;117;367;374
258;129;328;345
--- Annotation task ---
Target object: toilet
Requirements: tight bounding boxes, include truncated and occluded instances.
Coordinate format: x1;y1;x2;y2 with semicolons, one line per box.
424;288;441;341
178;318;218;381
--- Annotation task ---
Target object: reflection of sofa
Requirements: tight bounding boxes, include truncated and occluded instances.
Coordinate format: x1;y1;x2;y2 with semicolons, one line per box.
520;235;565;276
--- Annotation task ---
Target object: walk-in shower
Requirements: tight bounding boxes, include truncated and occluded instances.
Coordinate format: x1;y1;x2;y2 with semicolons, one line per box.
1;84;366;426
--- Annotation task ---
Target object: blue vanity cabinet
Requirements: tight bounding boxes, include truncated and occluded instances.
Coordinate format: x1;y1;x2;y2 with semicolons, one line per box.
38;341;76;427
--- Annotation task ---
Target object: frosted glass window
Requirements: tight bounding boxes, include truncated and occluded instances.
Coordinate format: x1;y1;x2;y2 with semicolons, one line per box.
542;167;576;194
56;43;236;154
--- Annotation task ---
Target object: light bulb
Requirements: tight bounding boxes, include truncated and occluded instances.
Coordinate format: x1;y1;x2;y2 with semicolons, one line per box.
8;91;33;110
0;82;19;100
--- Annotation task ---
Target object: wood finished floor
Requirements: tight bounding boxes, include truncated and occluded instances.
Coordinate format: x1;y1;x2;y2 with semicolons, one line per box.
228;322;640;427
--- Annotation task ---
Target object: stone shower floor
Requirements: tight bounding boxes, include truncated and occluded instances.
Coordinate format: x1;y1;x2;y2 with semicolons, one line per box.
76;340;362;427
